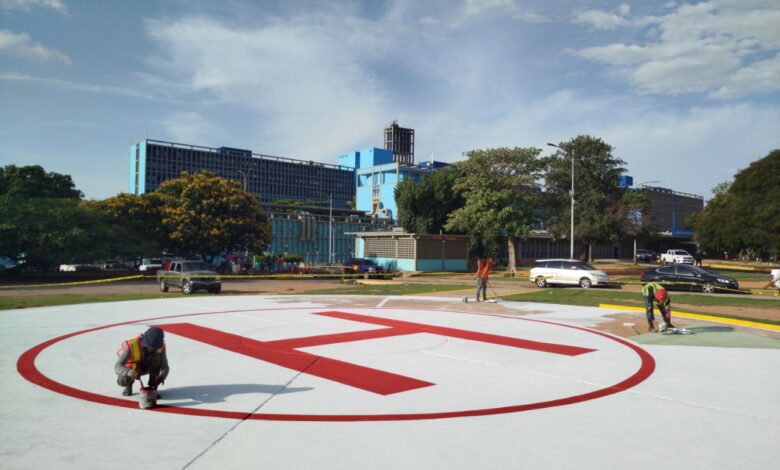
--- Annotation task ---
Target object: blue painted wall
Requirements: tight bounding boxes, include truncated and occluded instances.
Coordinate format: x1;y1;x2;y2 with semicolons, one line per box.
129;141;146;194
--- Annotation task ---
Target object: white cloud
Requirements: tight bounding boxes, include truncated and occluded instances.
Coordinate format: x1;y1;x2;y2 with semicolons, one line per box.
573;0;780;98
0;29;70;63
0;73;154;98
162;112;221;145
0;0;66;13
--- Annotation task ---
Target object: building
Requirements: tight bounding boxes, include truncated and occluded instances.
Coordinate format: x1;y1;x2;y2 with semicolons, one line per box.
354;231;470;272
640;185;704;238
384;121;415;164
266;204;393;265
130;139;355;208
338;147;449;220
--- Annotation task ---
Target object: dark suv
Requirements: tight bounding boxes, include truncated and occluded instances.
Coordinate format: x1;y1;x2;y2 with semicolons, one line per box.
640;265;738;293
342;258;385;275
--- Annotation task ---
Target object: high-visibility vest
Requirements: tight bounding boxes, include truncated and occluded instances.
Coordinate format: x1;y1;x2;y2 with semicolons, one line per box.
642;282;670;309
118;335;165;371
476;259;493;279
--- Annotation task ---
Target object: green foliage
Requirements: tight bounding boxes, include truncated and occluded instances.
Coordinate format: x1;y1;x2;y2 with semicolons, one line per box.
445;147;545;271
0;198;112;270
0;165;82;202
85;193;164;259
284;253;303;263
395;168;465;234
155;171;272;257
690;150;780;258
544;135;632;249
0;165;108;270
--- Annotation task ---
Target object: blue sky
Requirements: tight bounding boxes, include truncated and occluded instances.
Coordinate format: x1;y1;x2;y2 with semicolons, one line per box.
1;0;778;200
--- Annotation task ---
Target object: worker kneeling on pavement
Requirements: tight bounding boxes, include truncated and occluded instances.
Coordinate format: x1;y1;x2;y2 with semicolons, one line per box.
115;327;169;396
641;282;675;332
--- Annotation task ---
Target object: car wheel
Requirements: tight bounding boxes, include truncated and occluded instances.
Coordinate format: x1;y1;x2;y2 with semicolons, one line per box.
579;277;592;289
702;283;715;294
182;280;192;295
209;285;221;294
159;279;168;292
535;276;547;288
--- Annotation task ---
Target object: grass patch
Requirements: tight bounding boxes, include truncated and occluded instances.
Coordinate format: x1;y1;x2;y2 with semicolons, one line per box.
0;293;189;310
300;283;472;296
503;288;780;310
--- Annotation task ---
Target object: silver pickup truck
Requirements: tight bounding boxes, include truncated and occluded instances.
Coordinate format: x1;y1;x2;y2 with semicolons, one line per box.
157;260;221;294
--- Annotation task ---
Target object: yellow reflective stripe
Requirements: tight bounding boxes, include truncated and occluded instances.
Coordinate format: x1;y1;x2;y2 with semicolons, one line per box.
129;339;141;370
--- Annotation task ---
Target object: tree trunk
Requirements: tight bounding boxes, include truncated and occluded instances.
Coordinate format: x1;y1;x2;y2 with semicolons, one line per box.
507;233;517;277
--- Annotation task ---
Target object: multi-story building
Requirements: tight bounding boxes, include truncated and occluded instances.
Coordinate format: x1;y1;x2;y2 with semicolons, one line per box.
338;147;449;220
129;139;355;208
384;121;415;164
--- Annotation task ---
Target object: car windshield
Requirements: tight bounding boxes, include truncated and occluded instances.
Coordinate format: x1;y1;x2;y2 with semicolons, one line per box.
687;266;710;275
674;250;690;255
573;262;596;270
183;262;212;271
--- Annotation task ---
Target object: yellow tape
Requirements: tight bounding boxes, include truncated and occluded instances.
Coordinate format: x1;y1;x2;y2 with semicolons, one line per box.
0;274;145;289
598;303;780;332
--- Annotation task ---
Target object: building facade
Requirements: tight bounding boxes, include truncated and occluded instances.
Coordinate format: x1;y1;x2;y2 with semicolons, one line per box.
384;121;415;164
355;231;470;272
130;139;355;208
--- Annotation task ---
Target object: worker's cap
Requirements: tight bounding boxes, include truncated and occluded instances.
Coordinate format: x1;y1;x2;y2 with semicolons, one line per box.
141;327;164;350
654;289;668;302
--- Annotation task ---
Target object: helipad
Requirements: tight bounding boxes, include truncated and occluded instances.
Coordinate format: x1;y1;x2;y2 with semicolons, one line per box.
2;295;778;469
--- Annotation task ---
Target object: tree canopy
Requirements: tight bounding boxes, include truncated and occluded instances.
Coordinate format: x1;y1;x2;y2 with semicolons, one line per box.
544;135;634;256
690;149;780;259
395;167;464;235
445;147;545;275
155;171;272;258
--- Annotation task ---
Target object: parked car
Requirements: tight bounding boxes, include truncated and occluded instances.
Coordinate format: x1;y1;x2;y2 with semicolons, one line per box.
138;258;163;272
342;258;385;275
770;269;780;291
659;249;694;265
157;260;221;294
635;249;657;263
641;265;738;293
529;259;611;288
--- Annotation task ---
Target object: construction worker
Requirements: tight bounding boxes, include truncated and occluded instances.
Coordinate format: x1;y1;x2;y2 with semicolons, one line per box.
115;326;169;396
475;256;494;302
641;282;675;332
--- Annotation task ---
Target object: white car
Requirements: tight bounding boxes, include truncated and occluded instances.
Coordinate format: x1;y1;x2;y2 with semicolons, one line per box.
529;259;611;289
771;269;780;290
138;258;163;272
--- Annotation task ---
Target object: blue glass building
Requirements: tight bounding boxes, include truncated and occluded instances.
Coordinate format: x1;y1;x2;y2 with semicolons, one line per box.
130;139;355;208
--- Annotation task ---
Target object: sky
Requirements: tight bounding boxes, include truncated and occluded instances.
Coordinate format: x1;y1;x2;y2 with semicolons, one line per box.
1;0;778;201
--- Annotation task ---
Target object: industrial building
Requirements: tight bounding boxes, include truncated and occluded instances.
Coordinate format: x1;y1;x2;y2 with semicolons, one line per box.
130;139;355;208
384;121;415;164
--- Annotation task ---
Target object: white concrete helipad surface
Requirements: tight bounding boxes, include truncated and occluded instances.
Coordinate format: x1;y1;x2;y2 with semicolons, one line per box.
2;295;779;469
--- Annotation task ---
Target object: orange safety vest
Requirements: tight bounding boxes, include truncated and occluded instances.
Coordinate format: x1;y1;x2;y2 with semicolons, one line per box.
118;335;164;371
476;259;493;279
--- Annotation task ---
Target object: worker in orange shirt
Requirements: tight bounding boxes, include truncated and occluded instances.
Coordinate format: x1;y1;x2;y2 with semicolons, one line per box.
475;256;494;302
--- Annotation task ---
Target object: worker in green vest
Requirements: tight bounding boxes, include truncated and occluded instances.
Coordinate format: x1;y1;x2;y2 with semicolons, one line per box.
641;282;675;332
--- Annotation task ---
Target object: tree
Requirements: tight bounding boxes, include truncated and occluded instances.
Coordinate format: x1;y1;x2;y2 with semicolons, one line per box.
0;165;111;270
0;198;112;270
395;168;465;234
544;136;630;258
155;171;272;258
445;147;545;276
690;150;780;259
85;193;164;260
0;165;82;202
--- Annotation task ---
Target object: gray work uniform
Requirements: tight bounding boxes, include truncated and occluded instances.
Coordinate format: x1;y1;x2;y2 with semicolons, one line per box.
115;346;170;387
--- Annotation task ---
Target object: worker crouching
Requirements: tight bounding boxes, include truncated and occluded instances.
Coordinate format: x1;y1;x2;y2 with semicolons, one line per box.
115;326;169;397
641;282;675;332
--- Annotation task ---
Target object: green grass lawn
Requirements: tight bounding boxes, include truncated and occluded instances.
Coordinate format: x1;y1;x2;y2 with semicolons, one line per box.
300;283;472;296
0;293;188;310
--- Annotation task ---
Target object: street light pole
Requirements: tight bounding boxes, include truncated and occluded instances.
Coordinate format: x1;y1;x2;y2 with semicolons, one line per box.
547;143;575;259
236;169;248;191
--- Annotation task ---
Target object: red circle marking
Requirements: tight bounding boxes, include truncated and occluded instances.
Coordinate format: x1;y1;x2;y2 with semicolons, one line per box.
17;307;655;421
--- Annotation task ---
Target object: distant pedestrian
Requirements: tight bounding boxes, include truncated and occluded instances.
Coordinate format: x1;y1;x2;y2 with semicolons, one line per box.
694;250;703;266
475;256;494;302
277;254;284;274
266;254;273;274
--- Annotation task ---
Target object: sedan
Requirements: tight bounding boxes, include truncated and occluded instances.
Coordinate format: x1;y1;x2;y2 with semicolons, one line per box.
635;249;657;263
640;265;738;293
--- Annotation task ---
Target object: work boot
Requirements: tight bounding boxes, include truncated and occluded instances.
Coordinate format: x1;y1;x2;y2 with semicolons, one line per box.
122;383;133;396
667;322;676;328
